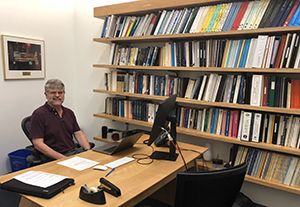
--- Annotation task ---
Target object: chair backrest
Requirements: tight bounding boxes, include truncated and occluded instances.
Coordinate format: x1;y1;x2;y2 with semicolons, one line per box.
175;162;247;207
21;116;32;143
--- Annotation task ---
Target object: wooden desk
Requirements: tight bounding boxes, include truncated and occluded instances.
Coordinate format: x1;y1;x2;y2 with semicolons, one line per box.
0;135;207;207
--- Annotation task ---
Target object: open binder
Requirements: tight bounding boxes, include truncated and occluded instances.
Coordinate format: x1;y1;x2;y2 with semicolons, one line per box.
0;177;74;199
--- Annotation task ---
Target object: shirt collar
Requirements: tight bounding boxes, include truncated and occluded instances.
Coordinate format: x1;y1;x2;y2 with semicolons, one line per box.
44;102;64;115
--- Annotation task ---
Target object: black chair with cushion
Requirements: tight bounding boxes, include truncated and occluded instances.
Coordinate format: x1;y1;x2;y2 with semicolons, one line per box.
136;162;247;207
21;115;95;166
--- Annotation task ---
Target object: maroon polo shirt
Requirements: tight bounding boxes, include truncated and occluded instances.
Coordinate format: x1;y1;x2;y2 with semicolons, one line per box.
30;102;80;154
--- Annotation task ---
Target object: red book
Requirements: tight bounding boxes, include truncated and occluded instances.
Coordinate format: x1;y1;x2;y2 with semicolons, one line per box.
228;111;233;136
262;76;270;106
231;110;240;138
274;34;287;68
231;1;249;30
291;80;300;108
283;0;300;26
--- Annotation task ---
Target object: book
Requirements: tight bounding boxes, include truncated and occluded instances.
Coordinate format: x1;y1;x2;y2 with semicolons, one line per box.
291;80;300;108
250;75;263;106
241;112;252;141
251;113;262;143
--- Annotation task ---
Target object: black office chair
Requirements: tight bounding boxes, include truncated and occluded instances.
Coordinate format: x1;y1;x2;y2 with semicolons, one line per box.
21;115;95;166
21;116;44;166
136;162;247;207
175;162;247;207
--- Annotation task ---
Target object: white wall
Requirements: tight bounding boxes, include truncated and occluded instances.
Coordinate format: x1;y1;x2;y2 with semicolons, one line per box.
0;0;299;206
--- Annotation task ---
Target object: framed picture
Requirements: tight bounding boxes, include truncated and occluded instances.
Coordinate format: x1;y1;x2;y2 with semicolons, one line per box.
1;34;45;80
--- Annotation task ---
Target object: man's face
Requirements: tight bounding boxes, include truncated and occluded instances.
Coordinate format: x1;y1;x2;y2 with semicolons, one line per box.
45;89;65;108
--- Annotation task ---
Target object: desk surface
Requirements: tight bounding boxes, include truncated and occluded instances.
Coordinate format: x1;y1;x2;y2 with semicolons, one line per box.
0;135;207;207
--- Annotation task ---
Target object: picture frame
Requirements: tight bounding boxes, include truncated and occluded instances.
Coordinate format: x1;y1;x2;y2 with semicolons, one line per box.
1;34;45;80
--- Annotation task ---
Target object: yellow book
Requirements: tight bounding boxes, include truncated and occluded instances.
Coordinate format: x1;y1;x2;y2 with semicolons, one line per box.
200;5;216;32
195;6;209;33
212;3;226;32
221;40;232;67
125;16;137;37
207;4;222;32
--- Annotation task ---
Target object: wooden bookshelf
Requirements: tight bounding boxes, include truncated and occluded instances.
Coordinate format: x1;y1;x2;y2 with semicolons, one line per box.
93;26;300;43
94;113;300;156
93;0;300;195
93;64;300;74
94;89;300;115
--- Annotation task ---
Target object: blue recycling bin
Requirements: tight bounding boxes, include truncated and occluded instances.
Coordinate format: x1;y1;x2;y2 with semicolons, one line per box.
8;149;32;172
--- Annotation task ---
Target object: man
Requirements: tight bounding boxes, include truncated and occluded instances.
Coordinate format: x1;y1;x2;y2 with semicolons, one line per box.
30;79;90;161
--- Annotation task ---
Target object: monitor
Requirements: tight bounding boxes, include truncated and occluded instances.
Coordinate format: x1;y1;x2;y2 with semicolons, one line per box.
147;95;178;161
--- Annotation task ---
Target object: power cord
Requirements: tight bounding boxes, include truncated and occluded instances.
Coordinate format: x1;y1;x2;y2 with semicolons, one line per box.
131;143;154;165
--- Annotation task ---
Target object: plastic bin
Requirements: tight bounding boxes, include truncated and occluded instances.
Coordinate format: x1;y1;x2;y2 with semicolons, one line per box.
8;149;32;172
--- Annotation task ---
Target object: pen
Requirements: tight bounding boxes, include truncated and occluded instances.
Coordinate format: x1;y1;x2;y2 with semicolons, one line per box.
105;168;115;177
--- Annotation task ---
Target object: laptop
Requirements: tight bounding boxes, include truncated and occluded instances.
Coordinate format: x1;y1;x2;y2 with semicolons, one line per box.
93;129;144;155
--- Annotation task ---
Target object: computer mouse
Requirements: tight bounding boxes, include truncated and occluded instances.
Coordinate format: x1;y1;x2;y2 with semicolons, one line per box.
93;165;108;171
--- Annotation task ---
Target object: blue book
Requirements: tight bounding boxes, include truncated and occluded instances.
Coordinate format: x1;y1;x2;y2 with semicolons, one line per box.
185;109;190;128
227;2;242;31
210;109;219;134
247;149;259;175
288;5;300;26
222;2;238;31
101;16;109;37
237;75;246;104
238;39;251;68
224;41;234;67
233;40;243;68
225;110;231;136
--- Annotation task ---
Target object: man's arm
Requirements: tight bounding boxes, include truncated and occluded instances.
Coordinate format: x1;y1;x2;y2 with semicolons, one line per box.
74;130;91;150
32;138;66;160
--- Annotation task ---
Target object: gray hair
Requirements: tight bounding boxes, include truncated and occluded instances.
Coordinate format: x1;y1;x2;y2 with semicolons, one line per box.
44;79;65;92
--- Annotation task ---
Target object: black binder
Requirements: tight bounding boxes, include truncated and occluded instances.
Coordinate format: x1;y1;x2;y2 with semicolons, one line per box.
0;178;75;199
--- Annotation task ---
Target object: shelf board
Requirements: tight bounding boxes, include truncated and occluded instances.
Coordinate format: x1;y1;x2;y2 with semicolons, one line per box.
245;176;300;195
93;113;300;156
94;0;223;18
93;64;300;74
93;26;300;43
93;89;300;115
196;161;300;195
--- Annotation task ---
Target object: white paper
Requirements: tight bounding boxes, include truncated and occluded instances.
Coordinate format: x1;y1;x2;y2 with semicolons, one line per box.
14;171;67;188
57;156;99;171
104;156;134;169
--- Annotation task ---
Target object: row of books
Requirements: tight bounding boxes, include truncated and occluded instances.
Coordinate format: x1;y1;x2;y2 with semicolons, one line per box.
108;33;300;69
233;146;300;187
176;107;300;148
109;44;160;66
105;71;300;109
105;97;158;122
250;75;300;109
101;0;300;38
104;97;300;148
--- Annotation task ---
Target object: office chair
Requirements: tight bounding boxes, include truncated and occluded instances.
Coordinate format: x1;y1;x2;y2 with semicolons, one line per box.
136;162;247;207
175;162;247;207
21;115;95;166
21;116;43;166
